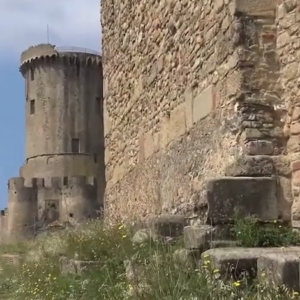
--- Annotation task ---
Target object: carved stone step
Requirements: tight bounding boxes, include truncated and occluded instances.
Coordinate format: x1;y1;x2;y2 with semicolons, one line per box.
206;177;278;225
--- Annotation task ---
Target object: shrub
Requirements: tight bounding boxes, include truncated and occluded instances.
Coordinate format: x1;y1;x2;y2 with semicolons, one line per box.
233;215;300;247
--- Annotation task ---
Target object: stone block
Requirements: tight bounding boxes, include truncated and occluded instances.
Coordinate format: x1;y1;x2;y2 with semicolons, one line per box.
148;215;186;238
143;130;155;160
224;155;274;177
244;140;274;155
169;103;186;142
206;177;278;224
192;85;214;124
184;225;214;250
231;0;276;17
258;254;300;291
201;247;300;278
184;88;193;131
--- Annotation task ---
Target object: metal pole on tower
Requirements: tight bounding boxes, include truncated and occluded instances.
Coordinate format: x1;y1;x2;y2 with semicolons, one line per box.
47;25;49;43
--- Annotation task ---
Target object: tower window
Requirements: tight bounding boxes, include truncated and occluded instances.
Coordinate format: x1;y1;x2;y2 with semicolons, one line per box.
30;68;34;81
71;138;80;153
95;97;101;114
30;99;35;114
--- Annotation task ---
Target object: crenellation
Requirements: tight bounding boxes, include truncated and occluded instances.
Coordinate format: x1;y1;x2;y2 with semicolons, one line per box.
0;41;104;242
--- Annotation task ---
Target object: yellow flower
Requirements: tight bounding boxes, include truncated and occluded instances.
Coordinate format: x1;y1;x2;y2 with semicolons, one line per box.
119;224;125;230
213;269;219;273
233;281;241;287
122;234;127;239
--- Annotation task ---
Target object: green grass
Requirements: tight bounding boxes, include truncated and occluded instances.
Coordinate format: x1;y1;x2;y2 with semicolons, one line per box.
0;218;299;300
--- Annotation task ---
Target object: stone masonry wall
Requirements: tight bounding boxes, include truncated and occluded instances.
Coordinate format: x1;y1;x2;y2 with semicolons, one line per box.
102;0;280;223
277;0;300;221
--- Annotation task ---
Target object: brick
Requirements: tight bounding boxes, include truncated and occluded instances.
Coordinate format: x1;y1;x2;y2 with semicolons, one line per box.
192;85;214;124
184;88;193;131
184;225;214;250
168;103;186;142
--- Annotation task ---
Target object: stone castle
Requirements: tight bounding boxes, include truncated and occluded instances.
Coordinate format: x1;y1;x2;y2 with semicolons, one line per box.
0;44;105;242
1;0;300;240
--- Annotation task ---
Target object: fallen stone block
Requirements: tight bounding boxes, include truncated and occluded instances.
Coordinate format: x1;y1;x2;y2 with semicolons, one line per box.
184;225;214;250
201;247;300;280
206;177;278;224
148;215;186;238
224;155;274;177
131;228;152;244
258;254;300;291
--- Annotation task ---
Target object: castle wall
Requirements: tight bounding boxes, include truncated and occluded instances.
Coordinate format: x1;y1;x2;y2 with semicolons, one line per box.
102;0;280;223
35;176;98;227
276;1;300;221
0;210;8;243
7;178;37;242
19;44;105;206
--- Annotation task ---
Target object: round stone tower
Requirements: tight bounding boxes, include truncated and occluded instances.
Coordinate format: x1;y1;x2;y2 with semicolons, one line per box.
19;44;104;205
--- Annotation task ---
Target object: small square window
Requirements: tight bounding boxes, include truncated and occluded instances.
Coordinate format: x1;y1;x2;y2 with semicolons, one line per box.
30;99;35;114
71;138;80;153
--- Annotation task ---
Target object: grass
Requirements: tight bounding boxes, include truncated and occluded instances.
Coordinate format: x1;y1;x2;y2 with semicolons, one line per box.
0;218;299;299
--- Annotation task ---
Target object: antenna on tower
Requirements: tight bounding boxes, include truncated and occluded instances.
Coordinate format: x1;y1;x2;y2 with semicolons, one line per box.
47;24;50;43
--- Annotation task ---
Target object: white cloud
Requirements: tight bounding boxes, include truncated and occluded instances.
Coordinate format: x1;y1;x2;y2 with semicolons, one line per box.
0;0;101;59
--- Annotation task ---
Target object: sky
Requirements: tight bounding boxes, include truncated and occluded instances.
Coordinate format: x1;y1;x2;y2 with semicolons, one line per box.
0;0;101;208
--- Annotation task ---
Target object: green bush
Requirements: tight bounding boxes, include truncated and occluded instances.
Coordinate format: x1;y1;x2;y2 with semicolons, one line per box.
233;215;300;247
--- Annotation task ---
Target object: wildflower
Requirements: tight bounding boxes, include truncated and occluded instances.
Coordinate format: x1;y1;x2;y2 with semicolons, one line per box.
233;281;241;287
119;224;125;230
213;269;220;273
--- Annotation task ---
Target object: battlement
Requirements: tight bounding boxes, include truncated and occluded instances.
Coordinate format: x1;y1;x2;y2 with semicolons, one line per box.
20;44;57;65
8;176;97;190
20;44;102;75
33;176;97;189
0;209;8;217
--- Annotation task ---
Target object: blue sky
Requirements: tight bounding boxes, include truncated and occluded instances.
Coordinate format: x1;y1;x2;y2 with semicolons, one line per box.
0;0;101;208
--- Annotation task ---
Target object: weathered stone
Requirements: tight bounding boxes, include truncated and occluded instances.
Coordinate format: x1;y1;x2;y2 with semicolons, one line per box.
206;177;278;224
148;215;186;238
184;225;214;250
243;140;274;155
258;254;300;291
131;228;152;244
224;155;274;177
201;247;300;278
192;85;215;124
